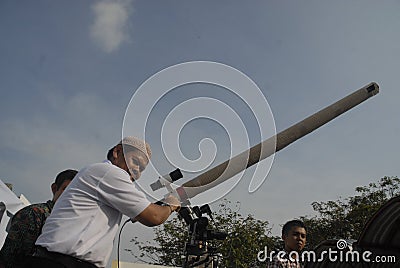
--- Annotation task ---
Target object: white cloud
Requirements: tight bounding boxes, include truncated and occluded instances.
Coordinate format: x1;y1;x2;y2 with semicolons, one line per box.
90;0;133;53
0;90;121;202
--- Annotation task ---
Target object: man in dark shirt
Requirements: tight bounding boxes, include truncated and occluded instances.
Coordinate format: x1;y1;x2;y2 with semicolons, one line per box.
0;169;77;268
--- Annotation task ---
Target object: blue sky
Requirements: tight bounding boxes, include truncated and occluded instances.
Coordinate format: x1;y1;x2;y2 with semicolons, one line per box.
1;1;400;266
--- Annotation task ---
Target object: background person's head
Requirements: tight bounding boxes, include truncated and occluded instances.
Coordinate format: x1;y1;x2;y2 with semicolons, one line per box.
282;219;307;253
51;169;78;202
107;136;151;181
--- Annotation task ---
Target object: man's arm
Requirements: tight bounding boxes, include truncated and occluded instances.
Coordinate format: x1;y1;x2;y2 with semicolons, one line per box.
135;195;180;227
134;204;174;226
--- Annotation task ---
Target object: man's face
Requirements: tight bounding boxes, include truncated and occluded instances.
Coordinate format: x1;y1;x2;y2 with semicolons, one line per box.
283;226;307;252
52;179;72;203
113;145;149;181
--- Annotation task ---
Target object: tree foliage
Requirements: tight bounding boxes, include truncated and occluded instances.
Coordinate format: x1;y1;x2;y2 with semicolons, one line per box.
207;201;279;267
301;176;400;249
129;200;279;267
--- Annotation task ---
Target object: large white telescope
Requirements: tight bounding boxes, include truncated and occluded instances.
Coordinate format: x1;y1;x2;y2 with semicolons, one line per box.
174;82;380;201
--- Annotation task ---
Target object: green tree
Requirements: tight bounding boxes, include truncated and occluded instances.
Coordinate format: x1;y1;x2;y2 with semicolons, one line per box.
301;176;400;249
129;199;279;267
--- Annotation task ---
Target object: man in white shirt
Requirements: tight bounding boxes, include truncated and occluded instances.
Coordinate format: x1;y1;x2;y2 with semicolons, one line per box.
32;136;181;268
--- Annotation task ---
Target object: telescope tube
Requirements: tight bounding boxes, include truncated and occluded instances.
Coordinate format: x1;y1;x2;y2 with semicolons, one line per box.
176;82;379;200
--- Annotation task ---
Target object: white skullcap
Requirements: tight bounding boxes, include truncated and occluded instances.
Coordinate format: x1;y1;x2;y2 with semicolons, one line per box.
118;136;152;161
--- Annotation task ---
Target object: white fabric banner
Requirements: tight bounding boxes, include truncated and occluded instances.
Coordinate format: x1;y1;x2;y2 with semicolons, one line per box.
0;179;27;247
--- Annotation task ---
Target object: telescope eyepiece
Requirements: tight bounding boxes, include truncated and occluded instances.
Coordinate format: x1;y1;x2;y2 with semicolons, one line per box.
169;168;183;181
150;168;183;192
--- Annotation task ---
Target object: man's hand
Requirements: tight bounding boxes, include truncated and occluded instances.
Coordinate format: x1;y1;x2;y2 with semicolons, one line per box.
164;195;181;213
135;195;181;226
